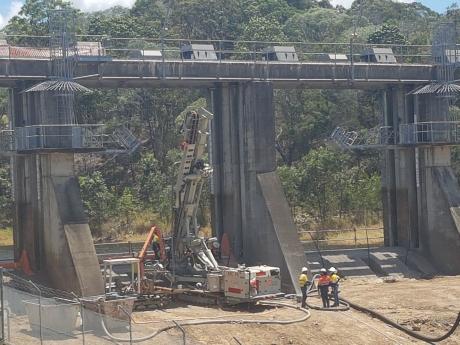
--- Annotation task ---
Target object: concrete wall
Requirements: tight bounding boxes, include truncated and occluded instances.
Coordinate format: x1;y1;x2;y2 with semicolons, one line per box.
211;82;306;293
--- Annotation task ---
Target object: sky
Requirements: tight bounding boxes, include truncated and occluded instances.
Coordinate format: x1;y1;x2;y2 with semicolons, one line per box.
0;0;458;29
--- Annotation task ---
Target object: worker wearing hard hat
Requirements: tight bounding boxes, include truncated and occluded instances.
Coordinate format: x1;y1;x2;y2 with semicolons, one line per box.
318;268;331;308
329;267;341;307
298;267;311;308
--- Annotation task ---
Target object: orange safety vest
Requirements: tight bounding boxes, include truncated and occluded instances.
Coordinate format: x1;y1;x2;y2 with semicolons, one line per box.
318;274;331;286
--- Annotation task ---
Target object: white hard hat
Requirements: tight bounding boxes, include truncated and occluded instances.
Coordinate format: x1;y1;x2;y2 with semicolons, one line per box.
320;268;327;273
329;267;337;273
301;267;308;272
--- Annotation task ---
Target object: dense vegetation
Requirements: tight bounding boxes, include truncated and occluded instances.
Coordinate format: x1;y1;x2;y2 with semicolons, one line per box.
1;0;458;238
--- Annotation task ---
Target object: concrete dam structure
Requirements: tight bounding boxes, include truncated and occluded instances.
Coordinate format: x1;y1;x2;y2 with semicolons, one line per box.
1;35;460;296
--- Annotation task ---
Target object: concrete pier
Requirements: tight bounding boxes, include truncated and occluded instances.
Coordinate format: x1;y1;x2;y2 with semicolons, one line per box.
9;87;104;296
381;86;418;249
381;90;460;274
211;82;306;293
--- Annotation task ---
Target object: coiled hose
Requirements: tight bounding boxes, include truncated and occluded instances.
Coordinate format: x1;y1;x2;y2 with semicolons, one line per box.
341;297;460;343
98;300;311;343
305;274;350;311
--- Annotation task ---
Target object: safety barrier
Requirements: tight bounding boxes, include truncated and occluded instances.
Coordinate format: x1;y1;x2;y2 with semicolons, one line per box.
0;270;144;345
299;227;384;250
0;34;438;64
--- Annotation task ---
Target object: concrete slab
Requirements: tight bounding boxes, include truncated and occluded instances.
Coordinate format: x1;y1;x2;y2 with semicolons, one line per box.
368;250;419;278
305;249;376;278
323;254;376;278
405;250;438;278
65;224;104;296
258;172;307;294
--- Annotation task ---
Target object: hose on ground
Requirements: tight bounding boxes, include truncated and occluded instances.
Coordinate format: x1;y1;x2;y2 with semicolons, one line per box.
305;287;350;311
131;306;277;324
99;300;311;343
341;296;460;343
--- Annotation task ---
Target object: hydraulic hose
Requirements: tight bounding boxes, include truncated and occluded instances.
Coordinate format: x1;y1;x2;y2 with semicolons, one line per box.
341;296;460;343
131;307;278;324
99;300;311;343
305;275;349;311
305;289;350;311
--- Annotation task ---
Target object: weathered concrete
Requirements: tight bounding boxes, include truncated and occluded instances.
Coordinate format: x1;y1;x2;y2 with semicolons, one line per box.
0;59;434;88
368;251;418;278
211;82;306;293
381;86;418;249
258;172;309;293
381;90;460;274
10;87;104;295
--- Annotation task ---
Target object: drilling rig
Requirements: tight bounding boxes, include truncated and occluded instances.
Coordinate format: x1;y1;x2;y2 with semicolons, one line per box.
110;108;283;306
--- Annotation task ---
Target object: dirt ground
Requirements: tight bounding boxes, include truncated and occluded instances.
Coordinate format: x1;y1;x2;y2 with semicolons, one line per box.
136;275;460;345
6;276;459;344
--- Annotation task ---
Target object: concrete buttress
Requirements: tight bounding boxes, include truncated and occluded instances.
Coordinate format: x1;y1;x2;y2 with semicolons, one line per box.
9;87;104;296
210;82;306;293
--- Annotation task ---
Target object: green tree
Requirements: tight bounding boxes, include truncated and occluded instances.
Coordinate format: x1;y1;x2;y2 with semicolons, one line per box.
5;0;78;37
79;172;116;236
239;16;286;42
87;7;151;38
0;163;12;228
295;147;349;222
367;24;407;44
171;0;245;40
117;188;138;229
284;8;353;42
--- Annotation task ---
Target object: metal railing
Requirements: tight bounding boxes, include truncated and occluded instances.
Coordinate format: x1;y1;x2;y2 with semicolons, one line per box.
0;34;437;64
332;121;460;150
399;121;460;145
15;124;105;151
0;124;140;154
300;227;384;250
330;126;395;150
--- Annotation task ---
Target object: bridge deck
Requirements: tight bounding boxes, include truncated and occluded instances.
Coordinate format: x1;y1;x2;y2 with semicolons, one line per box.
0;58;434;89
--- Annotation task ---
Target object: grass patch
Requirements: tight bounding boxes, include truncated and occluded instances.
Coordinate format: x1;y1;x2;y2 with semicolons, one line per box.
300;223;384;250
0;227;13;246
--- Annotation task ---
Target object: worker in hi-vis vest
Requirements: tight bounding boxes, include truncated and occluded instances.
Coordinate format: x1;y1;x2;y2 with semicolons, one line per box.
318;268;331;308
329;267;341;307
298;267;311;308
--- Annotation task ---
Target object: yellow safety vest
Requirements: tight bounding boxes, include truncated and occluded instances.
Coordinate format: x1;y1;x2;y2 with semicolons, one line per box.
330;273;340;284
299;273;308;287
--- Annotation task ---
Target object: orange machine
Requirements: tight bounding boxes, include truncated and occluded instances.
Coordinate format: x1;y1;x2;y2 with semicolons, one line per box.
138;225;166;278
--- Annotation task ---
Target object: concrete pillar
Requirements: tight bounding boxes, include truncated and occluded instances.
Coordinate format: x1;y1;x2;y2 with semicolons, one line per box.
416;95;460;274
381;86;418;248
9;87;104;295
381;89;397;246
211;82;306;293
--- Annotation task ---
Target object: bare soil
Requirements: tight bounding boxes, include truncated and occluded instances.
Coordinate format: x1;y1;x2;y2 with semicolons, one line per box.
153;276;460;345
7;276;460;344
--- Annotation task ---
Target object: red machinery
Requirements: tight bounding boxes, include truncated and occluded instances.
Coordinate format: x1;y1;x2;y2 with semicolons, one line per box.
138;225;167;278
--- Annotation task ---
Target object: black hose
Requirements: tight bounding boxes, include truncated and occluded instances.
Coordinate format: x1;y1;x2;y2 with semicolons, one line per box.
305;287;350;311
99;300;311;343
341;297;460;343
